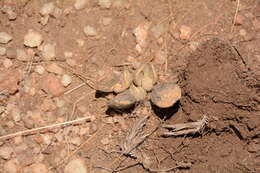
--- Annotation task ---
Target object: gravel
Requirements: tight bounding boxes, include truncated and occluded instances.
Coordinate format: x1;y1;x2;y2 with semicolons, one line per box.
24;30;43;47
16;49;30;61
179;25;191;40
3;58;13;68
42;43;56;61
0;47;6;56
61;74;72;87
0;146;13;160
39;2;55;16
2;5;17;20
84;25;97;36
74;0;87;10
64;158;87;173
98;0;112;9
0;32;12;44
35;65;45;75
6;47;17;59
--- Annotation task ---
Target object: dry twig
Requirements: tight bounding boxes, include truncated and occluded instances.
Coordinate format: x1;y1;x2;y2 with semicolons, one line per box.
231;0;240;33
0;117;91;141
64;83;86;95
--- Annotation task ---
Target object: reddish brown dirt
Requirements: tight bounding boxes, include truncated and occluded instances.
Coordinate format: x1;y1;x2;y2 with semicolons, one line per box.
0;0;259;173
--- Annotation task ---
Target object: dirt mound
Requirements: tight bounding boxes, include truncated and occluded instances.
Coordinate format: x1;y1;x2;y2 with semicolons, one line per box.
182;38;260;139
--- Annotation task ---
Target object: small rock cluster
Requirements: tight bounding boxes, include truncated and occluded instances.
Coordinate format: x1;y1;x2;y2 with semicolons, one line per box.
97;63;181;109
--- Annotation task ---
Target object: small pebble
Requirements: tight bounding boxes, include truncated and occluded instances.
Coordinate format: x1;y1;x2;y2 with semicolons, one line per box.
235;14;245;25
6;47;17;59
64;51;73;58
24;30;43;47
247;143;259;153
100;137;110;145
74;0;87;10
46;63;63;75
40;15;49;26
113;0;124;8
0;106;5;114
78;105;87;113
0;69;22;93
79;128;89;136
133;22;150;48
12;107;21;122
64;158;87;173
54;98;66;108
61;74;72;87
3;58;13;68
41;98;56;112
239;29;247;37
4;159;19;173
13;136;23;145
2;5;17;20
84;25;97;36
35;65;45;74
253;19;260;30
66;58;77;66
189;41;200;51
0;32;13;44
30;163;48;173
0;146;13;160
16;49;30;61
42;74;65;96
42;43;56;61
52;7;62;18
0;47;6;56
98;0;112;9
70;137;82;146
154;49;166;65
6;121;15;129
151;23;167;38
179;25;191;40
39;2;55;16
101;17;112;26
41;134;53;145
76;39;85;47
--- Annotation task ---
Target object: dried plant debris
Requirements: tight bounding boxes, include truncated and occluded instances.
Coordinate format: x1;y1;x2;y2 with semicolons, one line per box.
150;82;181;108
161;115;208;137
121;115;149;156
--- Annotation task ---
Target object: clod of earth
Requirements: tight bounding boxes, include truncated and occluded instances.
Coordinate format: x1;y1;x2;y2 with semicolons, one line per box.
150;82;181;108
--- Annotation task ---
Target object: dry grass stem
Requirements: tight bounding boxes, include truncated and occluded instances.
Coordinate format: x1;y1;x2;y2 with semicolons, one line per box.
0;117;91;141
231;0;240;33
64;83;86;95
